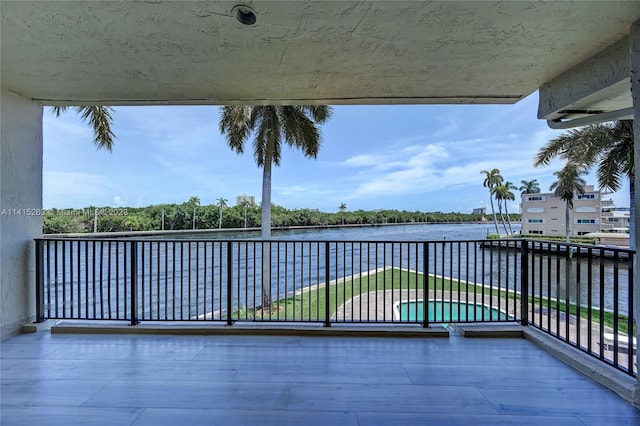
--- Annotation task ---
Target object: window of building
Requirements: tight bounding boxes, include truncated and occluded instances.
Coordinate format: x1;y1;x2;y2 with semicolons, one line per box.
527;218;545;223
575;219;598;224
527;196;545;201
527;230;543;235
576;193;598;200
575;206;597;213
526;207;544;213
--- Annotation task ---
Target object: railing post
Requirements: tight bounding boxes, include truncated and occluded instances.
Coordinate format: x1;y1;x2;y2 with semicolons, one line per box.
422;242;429;328
324;241;331;327
226;241;234;326
35;239;45;323
130;241;139;326
520;239;529;326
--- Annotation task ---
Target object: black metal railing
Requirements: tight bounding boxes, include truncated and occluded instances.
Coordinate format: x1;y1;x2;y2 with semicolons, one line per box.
525;240;636;376
34;237;636;376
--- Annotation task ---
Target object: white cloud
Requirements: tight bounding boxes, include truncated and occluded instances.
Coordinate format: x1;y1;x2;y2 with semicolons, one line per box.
42;102;629;213
343;154;382;167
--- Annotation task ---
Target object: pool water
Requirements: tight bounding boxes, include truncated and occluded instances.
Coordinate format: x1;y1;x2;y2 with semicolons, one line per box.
396;300;508;322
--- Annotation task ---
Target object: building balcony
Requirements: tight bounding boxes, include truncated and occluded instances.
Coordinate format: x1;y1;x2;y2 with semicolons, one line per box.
2;236;637;423
31;238;637;375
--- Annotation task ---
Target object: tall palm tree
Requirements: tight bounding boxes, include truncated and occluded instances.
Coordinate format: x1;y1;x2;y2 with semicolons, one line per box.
549;165;587;242
216;197;228;229
535;120;634;248
186;196;200;230
495;181;517;234
220;105;332;238
481;169;503;235
51;106;116;150
239;200;252;228
339;203;347;225
219;105;332;308
519;179;541;194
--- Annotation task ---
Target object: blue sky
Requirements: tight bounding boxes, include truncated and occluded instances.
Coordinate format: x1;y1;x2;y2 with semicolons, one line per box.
43;92;630;213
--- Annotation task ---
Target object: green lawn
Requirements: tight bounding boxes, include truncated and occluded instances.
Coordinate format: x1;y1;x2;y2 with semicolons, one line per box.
229;268;635;337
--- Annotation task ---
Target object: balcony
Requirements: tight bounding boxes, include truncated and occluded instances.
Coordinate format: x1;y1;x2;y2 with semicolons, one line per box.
3;236;637;423
32;237;637;377
2;238;640;424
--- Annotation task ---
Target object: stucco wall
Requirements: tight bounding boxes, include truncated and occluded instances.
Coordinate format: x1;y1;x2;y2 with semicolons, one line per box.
0;88;43;339
631;19;640;404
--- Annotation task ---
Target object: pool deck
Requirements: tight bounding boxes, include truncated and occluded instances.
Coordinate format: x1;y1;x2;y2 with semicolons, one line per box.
2;328;639;425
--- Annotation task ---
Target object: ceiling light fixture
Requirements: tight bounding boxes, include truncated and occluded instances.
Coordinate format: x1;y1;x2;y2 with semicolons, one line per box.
233;4;257;26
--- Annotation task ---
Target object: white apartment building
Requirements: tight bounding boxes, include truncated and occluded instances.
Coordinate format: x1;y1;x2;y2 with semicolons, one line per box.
601;201;631;232
521;185;601;236
236;194;256;206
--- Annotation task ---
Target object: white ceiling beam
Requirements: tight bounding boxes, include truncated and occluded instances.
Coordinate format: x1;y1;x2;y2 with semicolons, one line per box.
538;37;631;124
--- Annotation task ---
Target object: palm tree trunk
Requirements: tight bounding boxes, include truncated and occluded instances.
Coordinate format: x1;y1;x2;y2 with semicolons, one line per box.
262;160;272;239
565;202;571;243
505;204;513;234
489;197;499;235
260;141;274;310
498;200;508;235
218;207;223;229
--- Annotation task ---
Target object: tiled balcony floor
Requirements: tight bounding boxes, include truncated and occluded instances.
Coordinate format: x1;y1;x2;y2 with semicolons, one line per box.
1;329;639;425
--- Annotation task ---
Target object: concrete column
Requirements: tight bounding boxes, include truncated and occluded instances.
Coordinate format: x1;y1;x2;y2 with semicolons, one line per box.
0;88;43;339
631;19;640;407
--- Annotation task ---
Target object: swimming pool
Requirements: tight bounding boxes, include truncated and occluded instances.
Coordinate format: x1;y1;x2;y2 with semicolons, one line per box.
394;300;509;322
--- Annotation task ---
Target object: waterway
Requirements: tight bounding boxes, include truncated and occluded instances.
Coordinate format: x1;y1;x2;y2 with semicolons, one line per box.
42;223;632;318
166;222;505;241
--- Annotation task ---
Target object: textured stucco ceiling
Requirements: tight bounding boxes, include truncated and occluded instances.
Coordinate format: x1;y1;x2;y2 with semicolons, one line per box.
1;1;639;108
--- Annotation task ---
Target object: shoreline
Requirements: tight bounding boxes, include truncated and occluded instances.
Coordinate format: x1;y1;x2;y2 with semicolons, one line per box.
43;221;503;239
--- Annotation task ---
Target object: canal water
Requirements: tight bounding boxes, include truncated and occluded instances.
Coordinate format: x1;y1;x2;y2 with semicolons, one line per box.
170;222;503;241
42;223;632;318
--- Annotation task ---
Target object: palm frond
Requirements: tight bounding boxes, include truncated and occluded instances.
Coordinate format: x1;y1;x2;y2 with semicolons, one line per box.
597;140;630;192
50;106;115;151
550;163;587;208
50;106;69;117
534;124;613;168
76;106;116;151
220;106;253;154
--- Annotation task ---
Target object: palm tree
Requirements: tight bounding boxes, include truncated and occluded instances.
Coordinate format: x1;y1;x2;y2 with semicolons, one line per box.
51;106;116;150
519;179;541;194
339;203;347;225
495;181;517;234
186;196;200;230
219;105;332;308
220;105;332;238
216;197;228;229
549;165;587;242
239;200;252;228
535;120;634;248
481;169;503;235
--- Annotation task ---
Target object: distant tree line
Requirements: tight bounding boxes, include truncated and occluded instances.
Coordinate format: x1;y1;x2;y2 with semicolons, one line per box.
42;198;517;234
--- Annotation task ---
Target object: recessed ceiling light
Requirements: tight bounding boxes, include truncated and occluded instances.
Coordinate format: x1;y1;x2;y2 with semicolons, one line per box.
233;5;257;26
